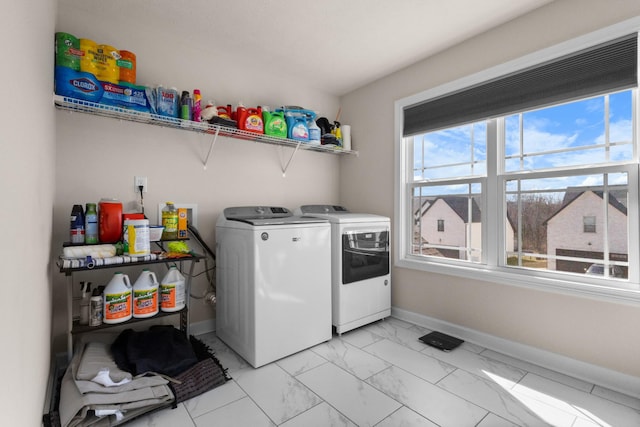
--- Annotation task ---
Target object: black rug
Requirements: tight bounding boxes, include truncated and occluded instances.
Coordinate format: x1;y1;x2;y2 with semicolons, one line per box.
169;336;231;404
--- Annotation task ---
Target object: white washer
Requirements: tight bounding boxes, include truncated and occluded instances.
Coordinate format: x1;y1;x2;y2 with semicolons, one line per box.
215;206;332;368
297;205;391;334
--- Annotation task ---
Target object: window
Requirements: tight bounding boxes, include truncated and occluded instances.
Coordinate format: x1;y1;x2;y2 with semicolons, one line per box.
396;28;640;299
583;216;596;233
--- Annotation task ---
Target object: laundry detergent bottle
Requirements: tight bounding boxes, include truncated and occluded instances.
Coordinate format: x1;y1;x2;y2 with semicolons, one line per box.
286;115;309;141
132;269;159;318
103;272;132;324
160;266;186;312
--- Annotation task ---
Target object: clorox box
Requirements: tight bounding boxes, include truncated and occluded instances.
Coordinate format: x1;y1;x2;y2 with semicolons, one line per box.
55;66;153;113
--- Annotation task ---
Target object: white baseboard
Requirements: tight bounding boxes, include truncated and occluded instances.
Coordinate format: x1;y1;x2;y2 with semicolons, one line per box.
190;318;216;337
392;307;640;399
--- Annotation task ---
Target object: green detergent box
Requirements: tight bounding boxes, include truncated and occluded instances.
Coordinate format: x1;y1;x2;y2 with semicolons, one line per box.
55;66;153;113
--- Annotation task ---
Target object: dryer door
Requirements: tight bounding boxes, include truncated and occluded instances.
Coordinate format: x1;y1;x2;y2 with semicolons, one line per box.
342;229;389;284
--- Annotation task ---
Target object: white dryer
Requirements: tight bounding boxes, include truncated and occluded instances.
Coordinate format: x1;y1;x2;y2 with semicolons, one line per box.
297;205;391;334
215;206;332;368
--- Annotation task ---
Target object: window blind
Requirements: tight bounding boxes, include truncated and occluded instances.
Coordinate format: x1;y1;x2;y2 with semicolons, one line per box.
403;34;638;137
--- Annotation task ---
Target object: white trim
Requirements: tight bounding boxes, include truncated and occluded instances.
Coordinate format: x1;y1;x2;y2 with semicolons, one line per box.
391;307;640;399
396;257;640;305
394;18;640;304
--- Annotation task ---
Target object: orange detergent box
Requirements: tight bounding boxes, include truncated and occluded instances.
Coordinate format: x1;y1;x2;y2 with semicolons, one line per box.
178;208;188;238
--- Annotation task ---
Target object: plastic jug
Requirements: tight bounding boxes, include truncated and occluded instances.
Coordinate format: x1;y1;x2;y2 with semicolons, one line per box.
98;199;123;243
160;266;186;312
103;272;132;324
286;115;309;141
263;110;287;138
133;269;159;318
217;105;233;119
308;116;321;145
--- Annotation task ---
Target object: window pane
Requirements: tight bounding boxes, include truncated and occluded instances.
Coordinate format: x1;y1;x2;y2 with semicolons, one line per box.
504;91;633;172
412;183;482;262
506;173;628;278
412;122;487;180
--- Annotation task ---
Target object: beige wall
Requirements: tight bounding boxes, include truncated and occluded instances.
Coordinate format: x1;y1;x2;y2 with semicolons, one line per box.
52;1;343;352
340;0;640;378
0;0;57;423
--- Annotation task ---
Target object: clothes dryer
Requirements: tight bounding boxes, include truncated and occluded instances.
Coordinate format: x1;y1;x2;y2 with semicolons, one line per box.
216;206;332;367
297;205;391;334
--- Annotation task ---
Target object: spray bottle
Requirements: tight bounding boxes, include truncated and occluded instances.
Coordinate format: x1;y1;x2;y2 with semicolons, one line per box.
193;89;202;122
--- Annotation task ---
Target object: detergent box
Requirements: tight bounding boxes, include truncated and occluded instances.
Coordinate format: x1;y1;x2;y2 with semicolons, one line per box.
55;66;153;113
177;208;188;239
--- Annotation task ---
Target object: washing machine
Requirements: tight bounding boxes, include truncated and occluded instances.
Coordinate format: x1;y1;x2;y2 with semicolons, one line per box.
215;206;332;368
297;205;391;334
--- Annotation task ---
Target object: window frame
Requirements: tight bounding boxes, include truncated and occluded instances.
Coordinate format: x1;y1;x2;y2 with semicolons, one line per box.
394;19;640;303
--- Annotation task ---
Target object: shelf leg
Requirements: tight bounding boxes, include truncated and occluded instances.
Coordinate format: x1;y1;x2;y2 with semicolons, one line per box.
280;141;302;177
66;274;73;361
183;258;199;337
202;127;220;170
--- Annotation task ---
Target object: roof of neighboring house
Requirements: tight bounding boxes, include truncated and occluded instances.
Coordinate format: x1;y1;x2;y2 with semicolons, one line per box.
421;197;482;223
544;187;627;224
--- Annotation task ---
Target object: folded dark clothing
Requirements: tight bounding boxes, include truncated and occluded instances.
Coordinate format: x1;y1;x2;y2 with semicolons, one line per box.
111;326;198;377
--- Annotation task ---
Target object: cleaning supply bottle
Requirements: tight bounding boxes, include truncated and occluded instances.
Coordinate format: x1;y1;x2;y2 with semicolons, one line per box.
84;203;98;244
132;269;159;318
156;85;180;118
89;287;103;326
180;91;192;123
160;266;186;312
217;104;233;119
79;281;91;325
98;198;123;243
235;102;247;129
286;115;309;141
103;272;132;324
263;109;287;138
192;89;202;122
161;202;178;240
244;107;264;133
70;204;85;244
332;121;343;146
308;115;321;145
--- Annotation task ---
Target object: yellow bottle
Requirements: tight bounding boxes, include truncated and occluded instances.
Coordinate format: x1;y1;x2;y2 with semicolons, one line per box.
161;202;178;240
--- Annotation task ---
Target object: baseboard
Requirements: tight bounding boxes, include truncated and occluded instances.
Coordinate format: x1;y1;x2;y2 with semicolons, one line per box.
190;318;216;337
391;307;640;399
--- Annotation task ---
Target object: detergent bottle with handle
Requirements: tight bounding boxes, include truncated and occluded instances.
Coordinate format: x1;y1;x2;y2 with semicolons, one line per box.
263;108;287;138
286;114;309;141
132;269;159;318
160;266;186;312
103;272;132;324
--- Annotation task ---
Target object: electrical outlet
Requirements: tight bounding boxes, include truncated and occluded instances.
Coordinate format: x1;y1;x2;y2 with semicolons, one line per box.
134;176;148;193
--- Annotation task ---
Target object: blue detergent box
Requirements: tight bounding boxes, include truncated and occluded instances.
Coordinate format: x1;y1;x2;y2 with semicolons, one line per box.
55;66;154;113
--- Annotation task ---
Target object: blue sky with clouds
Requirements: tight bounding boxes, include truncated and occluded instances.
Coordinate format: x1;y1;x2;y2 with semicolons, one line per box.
413;90;634;196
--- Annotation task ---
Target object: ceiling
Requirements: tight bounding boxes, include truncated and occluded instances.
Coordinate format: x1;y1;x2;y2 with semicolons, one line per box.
59;0;555;96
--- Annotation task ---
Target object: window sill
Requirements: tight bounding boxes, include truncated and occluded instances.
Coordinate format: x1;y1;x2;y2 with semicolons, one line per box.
396;256;640;305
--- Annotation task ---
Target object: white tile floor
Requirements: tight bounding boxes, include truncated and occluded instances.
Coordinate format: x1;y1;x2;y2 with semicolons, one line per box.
127;318;640;427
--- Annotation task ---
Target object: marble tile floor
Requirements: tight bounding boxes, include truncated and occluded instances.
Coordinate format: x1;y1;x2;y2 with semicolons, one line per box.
127;317;640;427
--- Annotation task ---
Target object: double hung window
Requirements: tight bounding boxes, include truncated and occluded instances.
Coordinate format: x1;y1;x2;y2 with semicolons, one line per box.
396;30;639;298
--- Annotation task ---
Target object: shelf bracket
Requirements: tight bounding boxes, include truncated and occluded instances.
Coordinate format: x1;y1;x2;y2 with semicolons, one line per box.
202;127;220;170
280;141;302;177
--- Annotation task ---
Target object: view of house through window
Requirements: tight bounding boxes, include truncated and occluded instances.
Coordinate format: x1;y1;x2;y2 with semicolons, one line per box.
408;89;635;281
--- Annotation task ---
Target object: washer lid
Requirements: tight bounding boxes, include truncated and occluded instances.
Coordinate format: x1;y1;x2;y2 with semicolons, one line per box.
297;205;389;223
222;206;328;226
299;205;350;214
